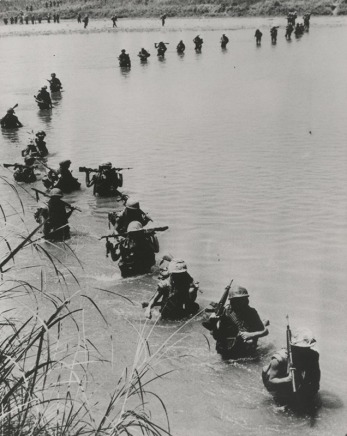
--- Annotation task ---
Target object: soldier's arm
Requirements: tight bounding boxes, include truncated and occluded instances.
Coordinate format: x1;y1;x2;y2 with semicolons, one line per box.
267;359;292;385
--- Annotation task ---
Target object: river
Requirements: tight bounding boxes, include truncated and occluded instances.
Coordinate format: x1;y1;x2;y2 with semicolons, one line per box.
1;16;347;436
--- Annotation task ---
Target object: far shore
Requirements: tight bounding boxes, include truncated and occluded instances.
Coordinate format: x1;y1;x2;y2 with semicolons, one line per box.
0;0;346;21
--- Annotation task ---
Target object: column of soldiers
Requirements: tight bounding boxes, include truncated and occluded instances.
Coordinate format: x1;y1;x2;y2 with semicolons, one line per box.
1;10;320;412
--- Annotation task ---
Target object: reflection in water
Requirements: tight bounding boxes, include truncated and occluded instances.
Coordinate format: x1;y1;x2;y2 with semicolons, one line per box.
119;66;131;77
37;109;52;127
1;128;20;144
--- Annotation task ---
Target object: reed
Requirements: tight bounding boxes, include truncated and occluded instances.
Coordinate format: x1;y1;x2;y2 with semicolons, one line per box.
0;175;173;436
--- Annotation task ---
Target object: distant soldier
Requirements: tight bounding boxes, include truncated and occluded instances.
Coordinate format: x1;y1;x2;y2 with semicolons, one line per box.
193;35;203;51
35;86;53;109
31;15;35;24
176;40;185;53
48;73;63;92
303;13;311;30
47;13;51;23
154;41;167;56
118;49;131;67
255;29;262;44
138;48;151;61
77;13;82;23
83;15;89;28
1;107;23;129
111;15;118;27
161;14;167;26
285;23;294;39
38;15;42;23
3;18;9;25
25;15;29;24
220;34;229;49
262;328;320;408
270;26;278;44
56;13;60;23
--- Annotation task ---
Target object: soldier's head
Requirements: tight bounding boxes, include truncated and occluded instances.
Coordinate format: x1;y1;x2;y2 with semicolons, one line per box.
290;328;318;362
51;73;56;77
41;86;48;91
126;198;140;210
50;188;63;198
228;285;249;308
99;162;112;172
121;49;126;53
59;159;71;169
7;108;15;114
24;156;35;166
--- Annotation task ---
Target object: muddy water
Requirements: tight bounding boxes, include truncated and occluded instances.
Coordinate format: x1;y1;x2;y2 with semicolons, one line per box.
1;16;347;435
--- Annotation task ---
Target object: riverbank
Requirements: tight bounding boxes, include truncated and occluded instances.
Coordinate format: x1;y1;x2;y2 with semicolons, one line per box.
0;0;346;20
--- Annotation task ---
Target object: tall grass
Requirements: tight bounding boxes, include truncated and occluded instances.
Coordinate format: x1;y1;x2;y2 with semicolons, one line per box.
0;175;173;435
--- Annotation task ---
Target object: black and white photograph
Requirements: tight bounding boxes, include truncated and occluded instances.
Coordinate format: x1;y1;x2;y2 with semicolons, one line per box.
0;1;346;435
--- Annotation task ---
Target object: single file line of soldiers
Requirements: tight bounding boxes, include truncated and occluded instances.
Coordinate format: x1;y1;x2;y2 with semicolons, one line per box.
1;10;320;410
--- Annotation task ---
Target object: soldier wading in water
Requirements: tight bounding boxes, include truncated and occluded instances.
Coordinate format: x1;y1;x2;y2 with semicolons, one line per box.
203;284;268;359
144;259;200;320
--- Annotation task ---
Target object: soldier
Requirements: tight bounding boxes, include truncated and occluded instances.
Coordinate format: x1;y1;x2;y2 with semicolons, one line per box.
12;157;37;183
84;162;123;196
114;198;151;234
111;15;118;27
220;34;229;48
48;73;63;92
35;86;53;109
255;29;263;45
262;328;320;408
145;259;199;320
270;26;278;44
206;285;268;359
154;42;167;56
54;160;81;193
161;14;167;26
176;40;185;53
42;188;74;241
118;49;131;67
138;48;151;61
83;15;89;28
193;35;203;51
106;221;158;277
1;107;23;129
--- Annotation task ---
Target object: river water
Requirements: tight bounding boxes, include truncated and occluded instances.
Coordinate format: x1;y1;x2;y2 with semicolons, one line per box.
1;16;347;436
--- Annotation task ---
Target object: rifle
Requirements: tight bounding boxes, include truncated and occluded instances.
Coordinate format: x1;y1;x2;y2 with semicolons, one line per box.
100;225;168;240
202;279;233;330
31;188;81;212
79;166;132;173
286;315;297;393
3;163;23;169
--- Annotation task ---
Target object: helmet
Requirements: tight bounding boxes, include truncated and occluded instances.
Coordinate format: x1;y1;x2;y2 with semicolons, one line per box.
169;259;187;274
127;221;143;232
24;156;35;165
36;130;46;137
7;108;14;114
121;49;126;53
41;86;48;90
51;73;56;77
126;198;140;210
228;285;249;300
291;328;316;348
59;159;71;167
50;188;63;197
